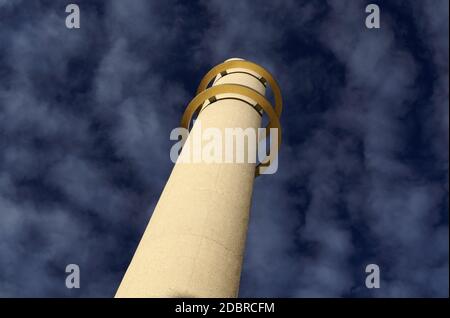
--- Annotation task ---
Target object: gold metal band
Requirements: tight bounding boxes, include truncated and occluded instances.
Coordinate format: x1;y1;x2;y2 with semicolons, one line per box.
196;60;283;118
180;60;283;177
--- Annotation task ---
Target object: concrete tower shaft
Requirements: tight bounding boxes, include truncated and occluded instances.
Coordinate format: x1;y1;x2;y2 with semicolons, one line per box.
116;58;282;298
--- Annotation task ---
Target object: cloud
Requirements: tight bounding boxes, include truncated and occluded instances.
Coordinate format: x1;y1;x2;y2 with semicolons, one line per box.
0;0;190;296
200;0;448;297
0;0;447;297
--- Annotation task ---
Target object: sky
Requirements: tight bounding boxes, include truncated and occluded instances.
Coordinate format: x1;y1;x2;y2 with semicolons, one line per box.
0;0;448;297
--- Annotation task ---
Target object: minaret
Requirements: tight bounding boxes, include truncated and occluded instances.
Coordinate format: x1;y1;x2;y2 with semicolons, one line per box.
115;58;282;298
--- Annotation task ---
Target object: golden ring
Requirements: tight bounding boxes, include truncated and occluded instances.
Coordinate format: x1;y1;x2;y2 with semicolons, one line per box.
180;84;281;177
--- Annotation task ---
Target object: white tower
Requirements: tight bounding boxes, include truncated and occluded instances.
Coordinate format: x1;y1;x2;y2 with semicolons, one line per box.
116;58;282;298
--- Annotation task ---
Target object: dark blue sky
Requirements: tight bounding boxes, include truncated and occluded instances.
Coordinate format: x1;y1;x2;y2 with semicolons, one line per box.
0;0;448;297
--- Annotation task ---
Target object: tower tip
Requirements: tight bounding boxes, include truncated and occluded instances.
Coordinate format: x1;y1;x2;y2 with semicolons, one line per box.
224;57;245;62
